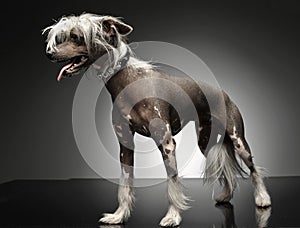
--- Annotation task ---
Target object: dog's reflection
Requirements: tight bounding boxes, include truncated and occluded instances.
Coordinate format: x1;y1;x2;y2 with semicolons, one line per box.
215;203;237;228
98;204;271;228
215;203;271;228
256;207;272;228
99;225;124;228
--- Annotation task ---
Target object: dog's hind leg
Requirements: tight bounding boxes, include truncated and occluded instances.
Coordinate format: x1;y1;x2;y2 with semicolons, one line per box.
99;123;135;224
226;101;271;207
151;120;190;227
229;128;271;207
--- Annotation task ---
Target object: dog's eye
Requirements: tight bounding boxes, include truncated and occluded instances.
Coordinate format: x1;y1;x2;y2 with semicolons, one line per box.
70;33;78;41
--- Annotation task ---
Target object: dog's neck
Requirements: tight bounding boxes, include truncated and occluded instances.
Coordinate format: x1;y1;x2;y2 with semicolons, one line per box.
92;42;152;84
94;42;130;83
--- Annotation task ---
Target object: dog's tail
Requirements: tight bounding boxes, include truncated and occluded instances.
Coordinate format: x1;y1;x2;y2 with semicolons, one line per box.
204;133;248;194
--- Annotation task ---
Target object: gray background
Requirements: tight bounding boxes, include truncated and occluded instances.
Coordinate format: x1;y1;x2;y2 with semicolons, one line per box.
1;0;300;183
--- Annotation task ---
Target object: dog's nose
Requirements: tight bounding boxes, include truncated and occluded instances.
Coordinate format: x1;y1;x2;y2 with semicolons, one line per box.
46;50;55;60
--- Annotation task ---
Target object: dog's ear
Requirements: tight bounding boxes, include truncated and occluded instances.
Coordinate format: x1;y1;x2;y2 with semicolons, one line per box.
102;18;133;36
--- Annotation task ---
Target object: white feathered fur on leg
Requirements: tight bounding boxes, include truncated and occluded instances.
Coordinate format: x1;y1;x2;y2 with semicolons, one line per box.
251;167;271;207
159;176;190;227
99;176;135;224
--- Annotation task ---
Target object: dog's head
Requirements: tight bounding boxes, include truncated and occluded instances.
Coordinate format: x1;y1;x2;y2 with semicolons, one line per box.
43;13;133;81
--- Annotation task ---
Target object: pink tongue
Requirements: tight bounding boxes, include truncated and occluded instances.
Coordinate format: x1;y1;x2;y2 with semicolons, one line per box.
57;62;74;82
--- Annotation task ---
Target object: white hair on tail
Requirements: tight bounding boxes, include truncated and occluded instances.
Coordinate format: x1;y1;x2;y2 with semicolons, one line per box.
205;143;242;195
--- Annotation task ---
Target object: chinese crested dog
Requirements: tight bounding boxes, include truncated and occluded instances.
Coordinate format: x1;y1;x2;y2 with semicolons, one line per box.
43;13;271;227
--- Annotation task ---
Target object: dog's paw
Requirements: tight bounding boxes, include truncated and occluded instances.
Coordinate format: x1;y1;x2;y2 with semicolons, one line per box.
214;192;232;203
99;213;124;224
255;191;271;207
159;213;181;227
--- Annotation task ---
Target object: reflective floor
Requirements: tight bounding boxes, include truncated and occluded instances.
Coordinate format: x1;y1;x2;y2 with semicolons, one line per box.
0;177;299;227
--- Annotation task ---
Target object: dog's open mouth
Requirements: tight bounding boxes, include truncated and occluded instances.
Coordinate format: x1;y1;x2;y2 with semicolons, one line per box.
57;56;88;81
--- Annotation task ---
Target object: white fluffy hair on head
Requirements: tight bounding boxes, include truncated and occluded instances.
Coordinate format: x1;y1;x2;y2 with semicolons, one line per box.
43;13;140;80
43;13;133;55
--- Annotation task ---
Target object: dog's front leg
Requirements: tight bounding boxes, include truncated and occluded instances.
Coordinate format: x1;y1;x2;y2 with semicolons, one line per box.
99;125;135;225
152;122;190;227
